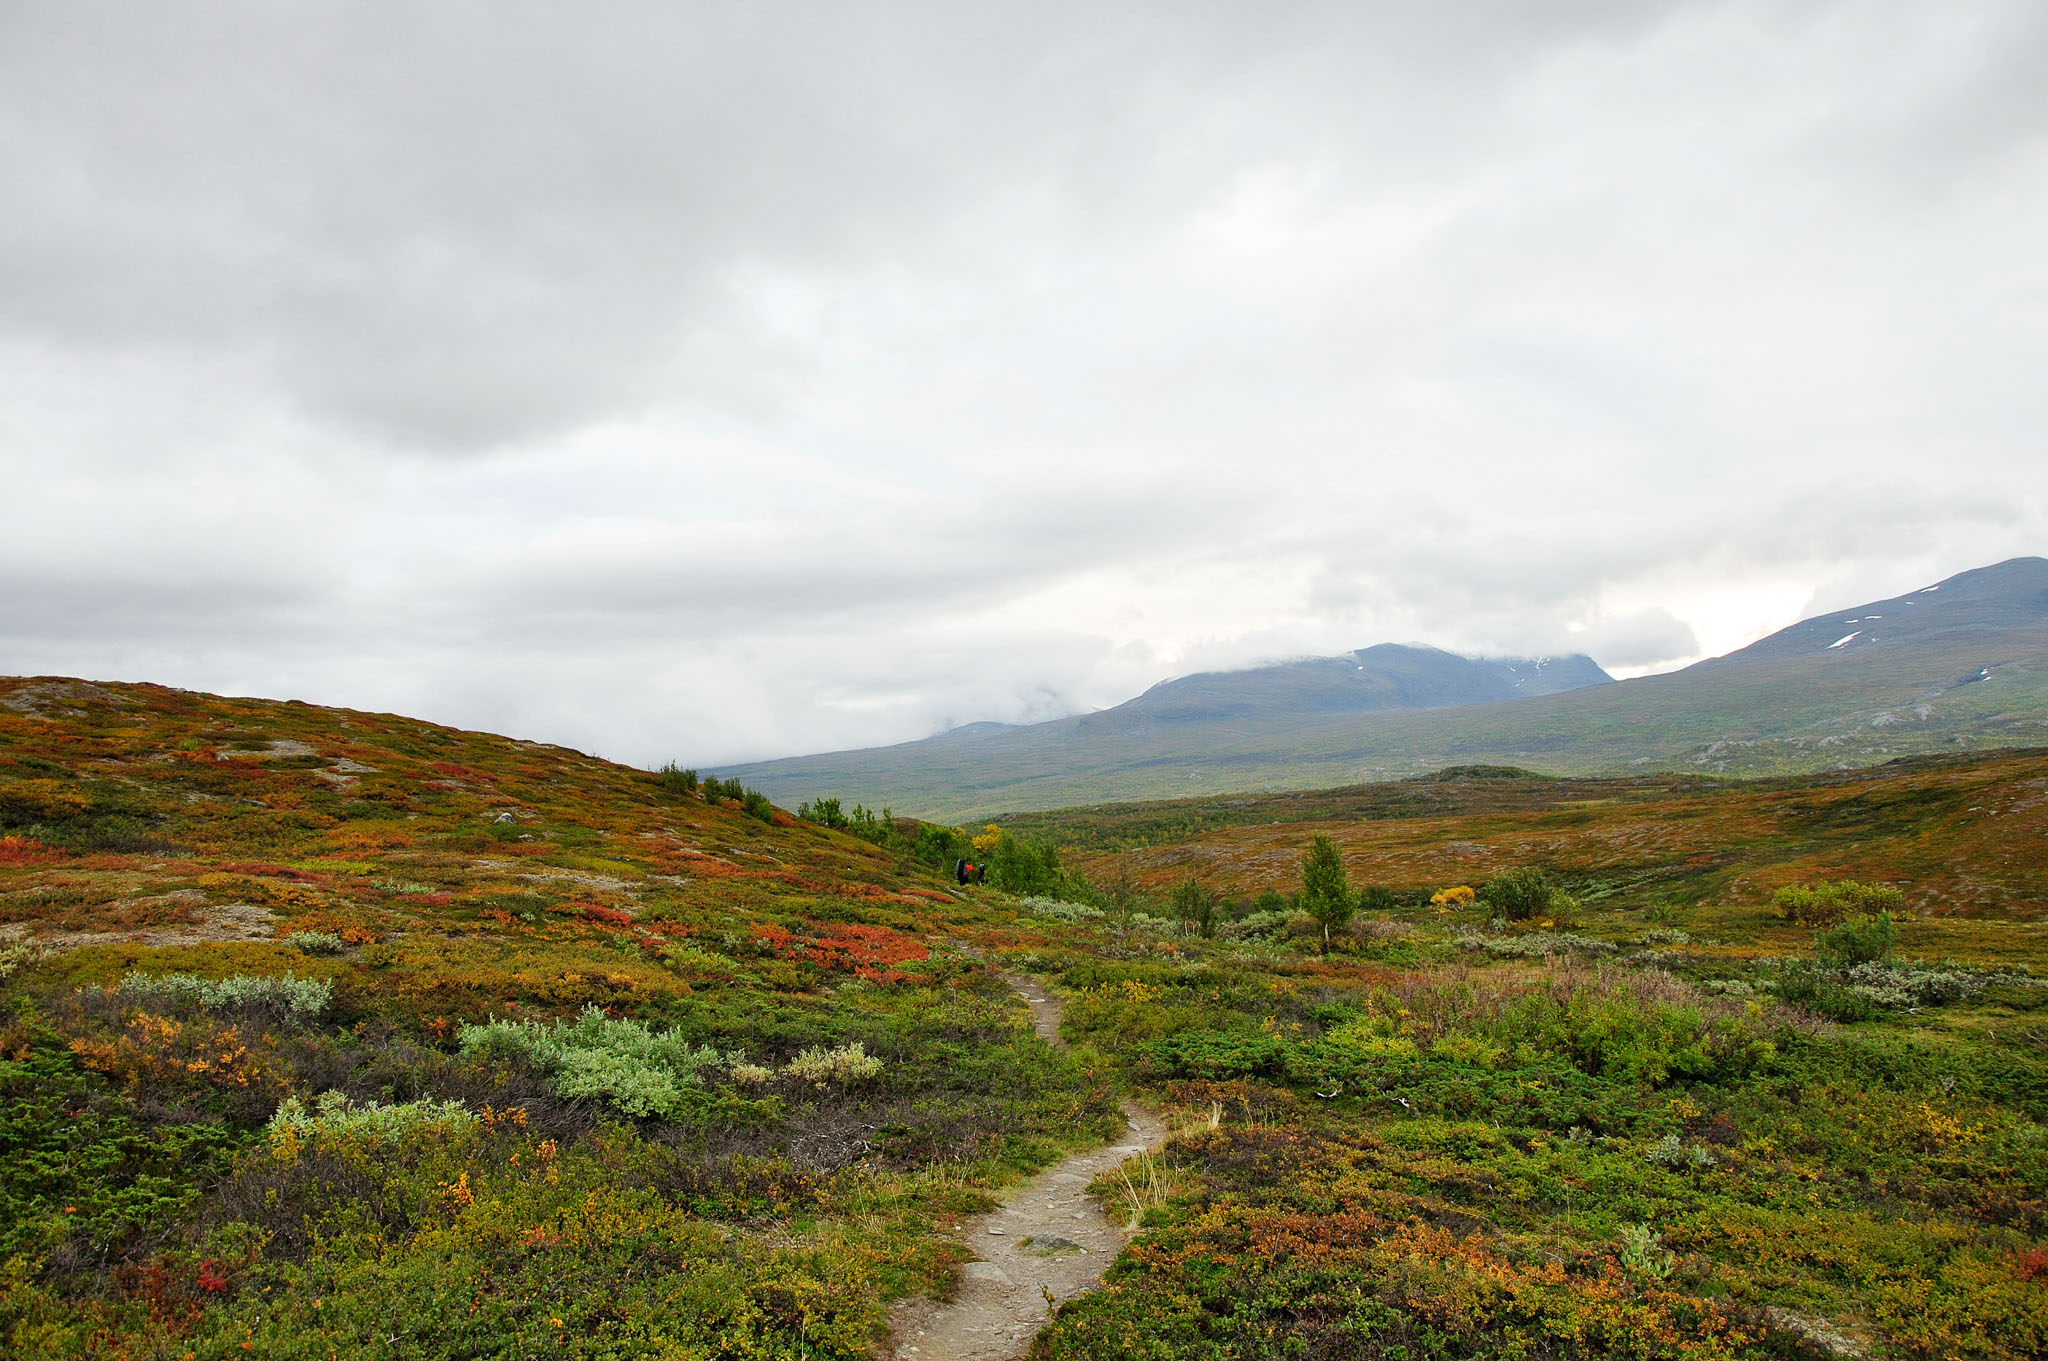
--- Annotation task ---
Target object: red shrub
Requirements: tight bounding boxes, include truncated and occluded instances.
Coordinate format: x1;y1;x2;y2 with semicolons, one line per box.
0;834;61;866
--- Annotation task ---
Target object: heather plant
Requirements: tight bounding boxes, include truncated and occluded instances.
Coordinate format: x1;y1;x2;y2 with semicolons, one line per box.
0;939;36;982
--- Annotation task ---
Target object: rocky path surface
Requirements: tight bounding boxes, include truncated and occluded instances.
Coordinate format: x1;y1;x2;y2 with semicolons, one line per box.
884;974;1165;1360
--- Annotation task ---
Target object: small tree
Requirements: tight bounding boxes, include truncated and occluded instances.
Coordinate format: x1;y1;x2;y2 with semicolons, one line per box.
1300;834;1354;954
1169;875;1218;938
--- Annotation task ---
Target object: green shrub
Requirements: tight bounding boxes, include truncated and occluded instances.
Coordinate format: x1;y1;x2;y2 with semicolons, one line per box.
1358;884;1398;915
973;828;1095;902
912;822;969;867
115;970;332;1017
1480;866;1556;921
699;775;743;803
1773;879;1904;925
1814;911;1899;967
798;796;848;829
1776;966;1882;1021
654;762;699;795
740;789;775;824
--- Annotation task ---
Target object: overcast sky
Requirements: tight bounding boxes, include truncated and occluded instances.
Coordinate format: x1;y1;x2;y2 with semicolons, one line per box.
4;1;2044;767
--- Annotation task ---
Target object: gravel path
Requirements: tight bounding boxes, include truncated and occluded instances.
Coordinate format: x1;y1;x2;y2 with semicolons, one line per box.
883;974;1166;1360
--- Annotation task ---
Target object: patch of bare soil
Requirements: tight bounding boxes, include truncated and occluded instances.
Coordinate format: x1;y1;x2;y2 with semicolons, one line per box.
0;896;276;951
884;974;1165;1361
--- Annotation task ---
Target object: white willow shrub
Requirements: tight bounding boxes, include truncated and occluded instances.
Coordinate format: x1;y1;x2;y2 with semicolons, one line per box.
0;941;36;983
458;1008;890;1115
267;1090;475;1144
283;931;346;955
1838;960;2038;1008
459;1006;738;1119
782;1042;883;1086
1220;910;1291;941
1018;896;1104;923
1453;930;1616;960
117;970;332;1016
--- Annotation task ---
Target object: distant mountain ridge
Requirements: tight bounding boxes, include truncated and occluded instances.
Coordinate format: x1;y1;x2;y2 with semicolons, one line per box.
1109;645;1610;726
723;556;2048;818
1709;556;2048;667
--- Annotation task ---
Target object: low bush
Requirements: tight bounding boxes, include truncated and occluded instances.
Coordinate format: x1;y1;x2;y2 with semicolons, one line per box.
266;1090;476;1145
1773;879;1903;925
281;931;344;955
782;1042;883;1086
458;1007;738;1120
1219;909;1291;941
114;971;332;1018
1814;911;1898;967
1480;866;1557;921
1018;895;1104;923
653;762;699;795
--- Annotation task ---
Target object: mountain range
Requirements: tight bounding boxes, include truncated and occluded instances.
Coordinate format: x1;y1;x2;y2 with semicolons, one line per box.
724;556;2048;819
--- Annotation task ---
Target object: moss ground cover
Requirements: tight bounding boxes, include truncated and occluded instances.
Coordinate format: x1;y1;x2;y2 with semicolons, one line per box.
3;675;2045;1358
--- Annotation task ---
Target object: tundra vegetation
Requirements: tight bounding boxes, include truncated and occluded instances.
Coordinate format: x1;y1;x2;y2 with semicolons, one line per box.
1;679;2044;1359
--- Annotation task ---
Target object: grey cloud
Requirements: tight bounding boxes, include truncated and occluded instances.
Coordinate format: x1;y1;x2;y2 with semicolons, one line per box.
1579;608;1701;670
0;1;1707;451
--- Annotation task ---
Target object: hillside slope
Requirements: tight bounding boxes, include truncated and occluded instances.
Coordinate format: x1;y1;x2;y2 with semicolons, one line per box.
0;677;1118;1357
726;557;2048;818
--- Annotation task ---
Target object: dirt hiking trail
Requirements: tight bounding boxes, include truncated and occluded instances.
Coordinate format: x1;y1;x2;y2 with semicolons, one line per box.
884;973;1166;1360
